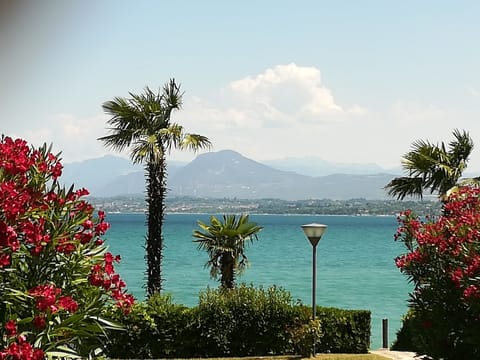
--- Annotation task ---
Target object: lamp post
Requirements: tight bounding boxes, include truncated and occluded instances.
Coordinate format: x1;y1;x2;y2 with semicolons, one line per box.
301;223;327;355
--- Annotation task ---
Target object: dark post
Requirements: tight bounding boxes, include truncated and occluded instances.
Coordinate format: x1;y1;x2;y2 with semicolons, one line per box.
312;243;317;321
312;243;317;355
382;318;388;348
301;223;327;357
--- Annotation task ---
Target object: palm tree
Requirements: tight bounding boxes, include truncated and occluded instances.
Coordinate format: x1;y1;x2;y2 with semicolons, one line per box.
98;79;211;296
385;129;475;200
193;214;263;289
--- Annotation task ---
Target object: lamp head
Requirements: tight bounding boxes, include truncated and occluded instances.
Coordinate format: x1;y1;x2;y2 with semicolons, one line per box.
301;223;327;247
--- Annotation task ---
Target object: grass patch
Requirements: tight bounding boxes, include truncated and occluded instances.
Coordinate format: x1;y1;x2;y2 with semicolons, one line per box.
312;354;390;360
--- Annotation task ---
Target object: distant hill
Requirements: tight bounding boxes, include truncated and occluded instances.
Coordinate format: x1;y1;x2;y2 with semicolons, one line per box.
61;155;183;196
61;150;397;200
168;150;394;200
60;155;141;195
264;157;397;177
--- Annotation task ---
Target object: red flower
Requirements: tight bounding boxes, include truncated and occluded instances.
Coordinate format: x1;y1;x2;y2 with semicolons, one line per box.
82;220;93;230
32;315;46;329
32;349;45;360
29;284;62;312
463;285;480;299
58;296;78;313
5;320;17;337
94;221;110;235
0;253;11;267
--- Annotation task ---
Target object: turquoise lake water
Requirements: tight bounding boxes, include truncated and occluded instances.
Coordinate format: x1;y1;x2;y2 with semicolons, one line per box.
105;213;412;350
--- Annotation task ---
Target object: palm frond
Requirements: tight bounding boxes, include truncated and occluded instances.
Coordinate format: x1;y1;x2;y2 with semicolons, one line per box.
459;177;480;187
129;136;164;165
162;78;183;110
181;133;212;152
450;129;474;162
387;129;474;200
193;214;263;287
385;177;425;200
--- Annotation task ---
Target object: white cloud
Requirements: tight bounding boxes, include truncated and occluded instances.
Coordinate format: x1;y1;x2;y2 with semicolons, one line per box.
229;63;346;119
390;101;448;126
469;87;480;98
179;63;366;132
19;113;111;163
172;64;369;163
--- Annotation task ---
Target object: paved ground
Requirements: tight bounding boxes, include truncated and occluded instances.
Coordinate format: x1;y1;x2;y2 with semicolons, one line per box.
370;349;424;360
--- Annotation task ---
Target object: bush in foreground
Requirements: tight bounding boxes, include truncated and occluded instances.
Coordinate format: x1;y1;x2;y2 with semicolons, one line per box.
0;137;134;359
393;186;480;359
105;284;371;358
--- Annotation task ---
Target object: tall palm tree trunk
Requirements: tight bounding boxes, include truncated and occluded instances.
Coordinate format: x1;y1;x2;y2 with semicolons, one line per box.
220;252;235;289
145;157;167;296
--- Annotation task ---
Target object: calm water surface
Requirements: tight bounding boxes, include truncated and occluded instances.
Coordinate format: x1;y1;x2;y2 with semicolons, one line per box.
105;213;411;349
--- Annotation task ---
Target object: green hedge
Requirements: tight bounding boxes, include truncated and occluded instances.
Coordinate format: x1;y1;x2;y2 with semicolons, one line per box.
315;306;371;353
104;285;370;358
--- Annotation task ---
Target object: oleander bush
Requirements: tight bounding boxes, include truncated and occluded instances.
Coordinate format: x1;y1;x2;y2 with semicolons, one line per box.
0;137;134;359
105;284;371;358
390;310;423;353
393;187;480;359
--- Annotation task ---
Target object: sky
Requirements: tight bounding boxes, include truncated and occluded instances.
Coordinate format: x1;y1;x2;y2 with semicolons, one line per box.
1;1;480;173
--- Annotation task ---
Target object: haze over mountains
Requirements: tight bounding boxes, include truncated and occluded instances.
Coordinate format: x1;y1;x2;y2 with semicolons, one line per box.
61;150;400;200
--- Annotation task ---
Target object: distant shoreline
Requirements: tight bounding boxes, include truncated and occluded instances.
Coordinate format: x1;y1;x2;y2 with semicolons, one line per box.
91;196;440;217
106;211;398;217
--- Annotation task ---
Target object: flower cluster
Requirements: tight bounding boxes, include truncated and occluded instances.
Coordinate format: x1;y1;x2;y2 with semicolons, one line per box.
29;284;79;314
394;186;480;358
89;252;135;313
395;187;480;301
0;320;44;360
0;136;134;358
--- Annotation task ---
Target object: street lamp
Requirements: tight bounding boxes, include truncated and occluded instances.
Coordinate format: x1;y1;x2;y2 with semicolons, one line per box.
301;223;327;355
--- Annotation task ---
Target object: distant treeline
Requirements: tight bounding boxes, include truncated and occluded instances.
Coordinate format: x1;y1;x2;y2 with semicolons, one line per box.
89;195;442;217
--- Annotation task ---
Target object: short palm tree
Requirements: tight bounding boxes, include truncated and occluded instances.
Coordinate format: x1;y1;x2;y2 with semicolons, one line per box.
193;214;263;289
385;129;475;200
99;79;211;296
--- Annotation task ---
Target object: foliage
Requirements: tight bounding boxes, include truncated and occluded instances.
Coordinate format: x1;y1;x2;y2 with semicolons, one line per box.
287;318;322;357
104;285;370;358
193;214;263;288
0;136;134;359
105;293;195;359
385;129;475;200
390;310;423;353
196;284;300;357
393;186;480;359
99;79;211;296
300;306;371;354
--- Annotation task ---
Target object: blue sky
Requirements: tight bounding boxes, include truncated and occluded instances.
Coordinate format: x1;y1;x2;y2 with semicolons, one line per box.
1;1;480;173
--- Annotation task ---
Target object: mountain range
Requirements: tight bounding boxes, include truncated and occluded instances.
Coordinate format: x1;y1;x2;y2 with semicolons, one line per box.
61;150;400;200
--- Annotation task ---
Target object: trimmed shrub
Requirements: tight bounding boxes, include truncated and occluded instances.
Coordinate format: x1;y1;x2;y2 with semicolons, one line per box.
104;294;195;359
147;294;196;358
296;305;371;353
195;284;301;357
104;301;156;359
319;307;370;353
287;318;322;357
104;285;371;358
